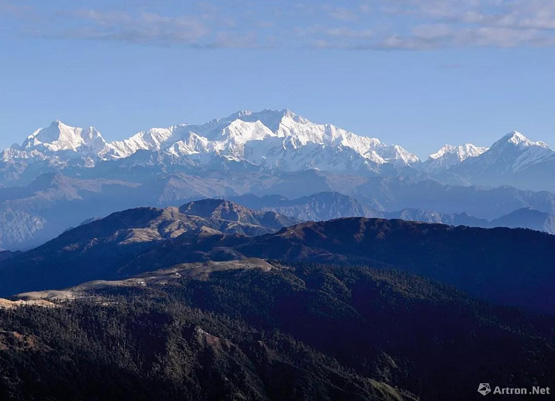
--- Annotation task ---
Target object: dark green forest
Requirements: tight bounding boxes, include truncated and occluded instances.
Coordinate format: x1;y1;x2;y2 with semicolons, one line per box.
0;263;553;401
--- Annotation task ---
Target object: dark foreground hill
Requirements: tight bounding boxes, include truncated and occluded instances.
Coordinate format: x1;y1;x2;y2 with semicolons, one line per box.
115;218;555;314
0;200;294;296
235;218;555;313
1;213;554;314
1;260;553;401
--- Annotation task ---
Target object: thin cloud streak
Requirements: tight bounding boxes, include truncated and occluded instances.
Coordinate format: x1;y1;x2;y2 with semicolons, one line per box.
3;0;555;50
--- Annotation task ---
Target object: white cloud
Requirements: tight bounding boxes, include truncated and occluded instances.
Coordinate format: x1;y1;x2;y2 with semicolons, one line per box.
296;0;555;49
3;0;555;50
65;10;209;45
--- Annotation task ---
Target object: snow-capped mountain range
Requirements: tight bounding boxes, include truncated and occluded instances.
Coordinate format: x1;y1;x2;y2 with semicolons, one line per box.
3;110;419;171
454;131;553;173
107;109;420;169
1;109;554;191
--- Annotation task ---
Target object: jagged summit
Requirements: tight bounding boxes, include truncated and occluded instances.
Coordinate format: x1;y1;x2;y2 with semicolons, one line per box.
450;130;554;179
505;131;528;145
229;108;305;132
429;143;488;161
230;109;253;118
23;120;106;152
420;130;555;181
1;112;553;192
3;109;420;172
422;143;488;172
179;198;298;229
495;130;551;149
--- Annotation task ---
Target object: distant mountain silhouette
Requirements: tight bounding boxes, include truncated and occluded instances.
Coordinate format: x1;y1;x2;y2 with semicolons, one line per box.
490;207;555;234
230;190;555;234
230;192;374;221
179;199;298;229
2;171;555;251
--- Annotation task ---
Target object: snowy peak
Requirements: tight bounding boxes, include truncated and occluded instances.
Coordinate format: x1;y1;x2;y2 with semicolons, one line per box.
230;110;254;118
106;126;180;158
6;112;553;184
455;130;555;175
422;143;487;172
494;131;551;150
227;109;305;133
487;131;553;167
22;120;107;155
217;119;275;143
429;144;488;161
505;131;530;146
166;133;209;157
231;109;418;166
424;131;554;176
92;109;420;170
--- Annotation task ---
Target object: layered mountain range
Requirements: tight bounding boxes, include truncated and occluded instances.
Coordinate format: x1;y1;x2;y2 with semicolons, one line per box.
2;110;553;191
0;192;553;400
1;173;555;251
1;110;419;179
230;192;555;234
1;173;554;252
0;109;553;251
1;199;554;314
0;109;553;401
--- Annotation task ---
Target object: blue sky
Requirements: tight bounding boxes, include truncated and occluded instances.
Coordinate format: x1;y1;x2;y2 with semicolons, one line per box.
1;0;555;158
